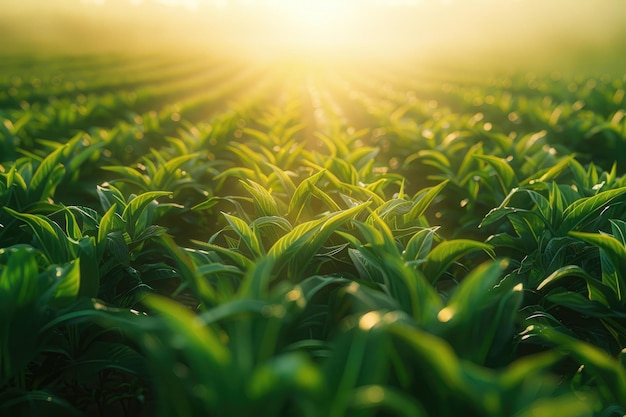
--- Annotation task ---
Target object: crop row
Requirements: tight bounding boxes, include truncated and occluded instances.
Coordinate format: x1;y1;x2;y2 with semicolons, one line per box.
1;54;626;416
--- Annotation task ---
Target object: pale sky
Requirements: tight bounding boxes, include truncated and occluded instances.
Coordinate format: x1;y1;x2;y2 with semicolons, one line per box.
2;0;625;67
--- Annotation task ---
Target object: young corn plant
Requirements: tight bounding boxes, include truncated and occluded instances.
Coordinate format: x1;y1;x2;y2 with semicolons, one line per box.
0;247;145;416
480;166;626;355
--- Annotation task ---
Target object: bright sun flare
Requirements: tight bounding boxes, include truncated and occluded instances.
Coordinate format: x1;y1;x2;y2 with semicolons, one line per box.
262;0;364;54
78;0;422;59
75;0;597;63
280;0;351;27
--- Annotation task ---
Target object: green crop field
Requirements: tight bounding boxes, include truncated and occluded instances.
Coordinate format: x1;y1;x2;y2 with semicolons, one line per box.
2;1;626;416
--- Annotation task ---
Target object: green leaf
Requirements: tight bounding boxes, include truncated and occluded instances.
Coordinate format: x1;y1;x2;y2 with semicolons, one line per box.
140;294;232;384
0;248;41;384
191;196;220;212
352;218;442;321
309;184;342;212
499;350;564;391
134;224;168;242
122;191;170;238
347;248;384;283
414;150;452;173
250;216;292;247
38;164;66;204
159;235;218;307
479;187;522;228
97;184;126;214
337;280;401;314
537;265;614;307
443;260;511;319
610;219;626;246
4;166;27;194
246;352;324;403
153;153;198;189
65;132;104;174
106;232;130;266
29;144;67;198
101;165;150;189
63;207;83;242
403;180;448;223
4;208;71;263
323;311;392;417
223;212;264;257
435;260;522;361
547;182;565;228
475;154;518;194
387;321;465;399
560;186;626;233
266;163;296;195
534;326;626;405
48;259;81;307
288;169;326;222
422;239;495;284
0;247;39;307
68;205;102;233
190;240;255;271
269;203;370;277
403;227;440;261
357;212;398;252
215;167;262;190
239;179;280;217
525;154;575;184
97;203;124;247
570;231;626;301
546;292;609;316
369;198;412;224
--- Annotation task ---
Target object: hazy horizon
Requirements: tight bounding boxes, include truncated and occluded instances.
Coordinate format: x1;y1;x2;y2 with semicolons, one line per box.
2;0;625;72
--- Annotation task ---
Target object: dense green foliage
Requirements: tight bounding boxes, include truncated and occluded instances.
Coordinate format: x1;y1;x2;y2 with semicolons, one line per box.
1;54;626;416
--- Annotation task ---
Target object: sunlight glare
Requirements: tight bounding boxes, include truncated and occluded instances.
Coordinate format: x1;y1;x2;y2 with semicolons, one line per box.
35;0;624;67
268;0;362;55
281;0;349;27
